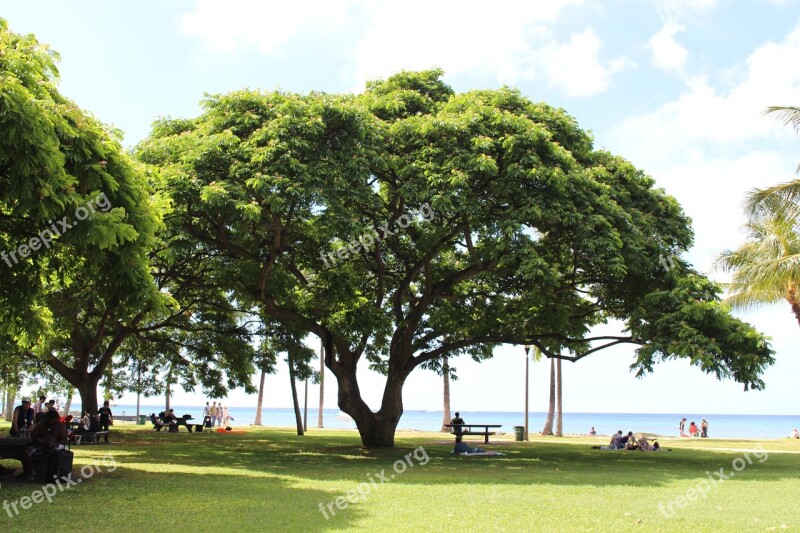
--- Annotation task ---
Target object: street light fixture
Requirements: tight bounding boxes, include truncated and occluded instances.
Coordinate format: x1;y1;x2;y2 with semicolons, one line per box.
524;345;530;441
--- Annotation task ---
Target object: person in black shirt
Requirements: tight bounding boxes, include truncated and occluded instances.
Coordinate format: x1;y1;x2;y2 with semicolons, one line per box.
10;397;34;437
98;401;113;443
451;412;465;442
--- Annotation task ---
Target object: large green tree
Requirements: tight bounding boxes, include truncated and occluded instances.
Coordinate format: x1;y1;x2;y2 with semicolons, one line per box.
138;70;773;447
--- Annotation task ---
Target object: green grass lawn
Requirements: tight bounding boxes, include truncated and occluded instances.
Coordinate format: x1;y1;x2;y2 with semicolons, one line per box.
1;423;799;532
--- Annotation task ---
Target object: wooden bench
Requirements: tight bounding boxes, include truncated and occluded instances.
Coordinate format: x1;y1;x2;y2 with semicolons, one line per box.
77;431;109;444
444;424;502;444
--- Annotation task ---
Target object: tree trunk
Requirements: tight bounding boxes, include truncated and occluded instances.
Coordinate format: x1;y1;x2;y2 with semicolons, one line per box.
75;381;99;415
303;378;308;432
541;358;555;435
317;339;324;428
333;364;405;448
254;368;266;426
165;364;173;413
555;357;563;437
788;290;800;326
288;349;304;436
63;388;74;417
441;355;452;432
4;387;16;421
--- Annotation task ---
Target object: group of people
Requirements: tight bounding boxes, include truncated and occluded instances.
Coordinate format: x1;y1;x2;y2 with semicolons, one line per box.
202;401;233;429
73;401;113;443
679;417;709;438
605;430;660;451
10;395;66;437
10;395;113;445
2;407;68;481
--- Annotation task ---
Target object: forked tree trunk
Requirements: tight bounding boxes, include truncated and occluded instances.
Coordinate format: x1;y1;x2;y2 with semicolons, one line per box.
555;357;563;437
254;368;266;426
288;350;304;436
334;366;406;448
541;358;555;435
441;356;452;432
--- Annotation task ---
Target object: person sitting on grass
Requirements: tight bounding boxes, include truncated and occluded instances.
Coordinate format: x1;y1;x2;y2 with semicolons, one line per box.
689;421;699;437
791;428;800;439
609;431;623;449
20;410;66;481
636;436;660;451
620;431;635;448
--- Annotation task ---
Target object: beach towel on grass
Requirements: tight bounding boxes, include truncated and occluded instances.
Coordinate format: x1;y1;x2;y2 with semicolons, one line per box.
457;451;506;457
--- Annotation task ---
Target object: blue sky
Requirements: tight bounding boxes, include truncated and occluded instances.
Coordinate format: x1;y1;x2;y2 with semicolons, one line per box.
4;0;800;418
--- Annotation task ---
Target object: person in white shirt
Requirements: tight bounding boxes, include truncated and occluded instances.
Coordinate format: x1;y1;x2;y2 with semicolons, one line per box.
33;395;46;415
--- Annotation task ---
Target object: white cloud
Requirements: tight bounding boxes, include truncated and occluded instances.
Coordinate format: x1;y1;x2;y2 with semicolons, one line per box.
655;0;719;22
610;23;800;166
647;21;688;73
536;28;631;97
179;0;632;97
178;0;356;55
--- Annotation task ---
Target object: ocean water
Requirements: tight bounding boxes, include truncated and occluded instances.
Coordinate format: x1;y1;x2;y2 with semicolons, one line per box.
108;405;799;439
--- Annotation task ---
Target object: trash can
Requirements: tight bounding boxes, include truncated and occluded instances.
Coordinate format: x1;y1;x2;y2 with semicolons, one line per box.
137;414;146;425
513;426;525;441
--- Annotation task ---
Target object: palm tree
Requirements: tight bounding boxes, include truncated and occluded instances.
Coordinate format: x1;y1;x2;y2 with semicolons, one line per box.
555;357;563;437
441;355;452;432
748;106;800;215
715;197;800;324
541;357;555;435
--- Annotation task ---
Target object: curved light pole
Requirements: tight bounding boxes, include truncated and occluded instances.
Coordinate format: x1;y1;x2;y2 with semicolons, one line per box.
524;345;530;441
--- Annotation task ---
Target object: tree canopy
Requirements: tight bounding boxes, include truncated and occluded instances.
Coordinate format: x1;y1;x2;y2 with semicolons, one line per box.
137;69;773;447
0;19;256;412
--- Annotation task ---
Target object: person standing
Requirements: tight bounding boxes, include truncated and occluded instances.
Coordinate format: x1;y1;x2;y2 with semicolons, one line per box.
679;417;687;437
33;395;46;416
202;402;212;428
701;418;709;438
217;405;224;428
98;400;113;443
209;401;218;428
10;397;34;437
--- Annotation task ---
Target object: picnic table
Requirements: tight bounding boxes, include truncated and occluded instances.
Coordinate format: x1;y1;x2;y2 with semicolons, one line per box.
0;437;32;462
444;424;502;444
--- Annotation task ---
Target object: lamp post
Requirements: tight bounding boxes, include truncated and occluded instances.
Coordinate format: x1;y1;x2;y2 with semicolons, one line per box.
524;345;530;441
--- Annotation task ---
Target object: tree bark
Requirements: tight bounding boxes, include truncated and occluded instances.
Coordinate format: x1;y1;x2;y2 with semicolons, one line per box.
75;382;99;416
541;357;555;435
63;388;74;417
555;357;563;437
441;355;452;432
317;339;324;428
787;289;800;326
165;376;171;413
333;361;406;448
4;387;16;421
254;368;266;426
288;349;304;436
